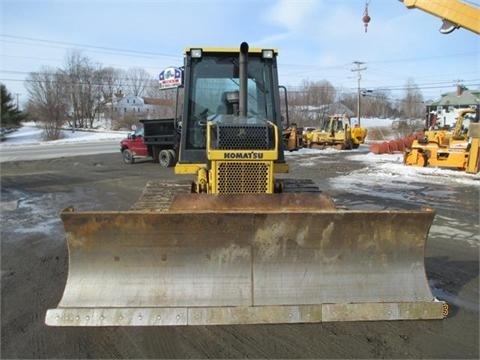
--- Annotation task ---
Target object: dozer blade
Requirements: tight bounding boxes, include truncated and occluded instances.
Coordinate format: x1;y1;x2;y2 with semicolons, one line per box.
46;194;446;326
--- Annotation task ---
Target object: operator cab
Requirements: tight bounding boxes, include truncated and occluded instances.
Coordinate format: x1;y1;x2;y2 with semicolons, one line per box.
178;45;284;164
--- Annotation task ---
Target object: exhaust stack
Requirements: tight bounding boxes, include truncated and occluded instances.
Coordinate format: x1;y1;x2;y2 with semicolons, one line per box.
239;42;249;118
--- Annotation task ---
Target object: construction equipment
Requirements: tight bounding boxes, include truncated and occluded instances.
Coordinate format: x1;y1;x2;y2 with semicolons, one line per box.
279;84;303;151
120;118;178;167
404;108;480;173
304;114;367;150
46;42;447;326
400;0;480;35
283;123;304;151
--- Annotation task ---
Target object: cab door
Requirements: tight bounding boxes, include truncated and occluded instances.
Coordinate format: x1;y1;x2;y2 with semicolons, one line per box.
130;128;149;157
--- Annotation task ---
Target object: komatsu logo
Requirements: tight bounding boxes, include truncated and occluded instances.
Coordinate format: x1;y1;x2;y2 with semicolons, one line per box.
224;152;264;159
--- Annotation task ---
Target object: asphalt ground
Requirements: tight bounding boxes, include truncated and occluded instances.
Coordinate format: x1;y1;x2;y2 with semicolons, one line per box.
1;148;478;358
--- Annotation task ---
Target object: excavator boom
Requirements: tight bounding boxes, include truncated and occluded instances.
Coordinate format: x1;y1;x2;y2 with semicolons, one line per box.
401;0;480;34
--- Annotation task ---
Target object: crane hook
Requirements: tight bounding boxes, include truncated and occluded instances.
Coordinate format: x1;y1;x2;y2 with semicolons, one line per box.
362;1;371;33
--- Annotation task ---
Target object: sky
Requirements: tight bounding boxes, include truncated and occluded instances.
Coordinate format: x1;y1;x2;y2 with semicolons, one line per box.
1;0;479;108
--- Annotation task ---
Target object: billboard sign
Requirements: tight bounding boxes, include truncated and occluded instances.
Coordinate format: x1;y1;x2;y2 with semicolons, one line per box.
159;67;182;89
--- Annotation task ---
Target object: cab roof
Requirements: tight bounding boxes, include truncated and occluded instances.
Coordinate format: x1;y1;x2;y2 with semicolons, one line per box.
184;46;278;55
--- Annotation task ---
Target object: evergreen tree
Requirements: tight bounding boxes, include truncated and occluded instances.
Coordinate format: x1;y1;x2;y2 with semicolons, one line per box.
1;83;25;127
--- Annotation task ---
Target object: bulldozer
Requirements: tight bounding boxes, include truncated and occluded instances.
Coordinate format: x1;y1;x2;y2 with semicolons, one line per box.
282;123;304;151
304;114;367;150
46;42;447;326
404;108;480;173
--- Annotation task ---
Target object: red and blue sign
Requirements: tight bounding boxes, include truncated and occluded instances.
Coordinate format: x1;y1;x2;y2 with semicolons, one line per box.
159;67;182;89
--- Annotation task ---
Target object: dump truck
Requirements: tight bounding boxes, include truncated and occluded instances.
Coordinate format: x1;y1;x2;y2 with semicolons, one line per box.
120;118;179;167
304;114;367;150
404;108;480;173
45;42;447;326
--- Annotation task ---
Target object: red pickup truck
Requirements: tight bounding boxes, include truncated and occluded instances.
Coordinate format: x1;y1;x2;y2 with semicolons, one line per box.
120;118;178;167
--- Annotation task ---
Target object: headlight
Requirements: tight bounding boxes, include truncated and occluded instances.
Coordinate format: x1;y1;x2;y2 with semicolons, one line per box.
261;49;274;59
190;49;202;58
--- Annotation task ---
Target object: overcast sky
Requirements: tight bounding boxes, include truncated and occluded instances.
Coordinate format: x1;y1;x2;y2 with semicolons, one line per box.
1;0;479;107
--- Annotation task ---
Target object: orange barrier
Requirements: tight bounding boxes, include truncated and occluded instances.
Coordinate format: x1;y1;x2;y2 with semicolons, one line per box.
369;132;424;154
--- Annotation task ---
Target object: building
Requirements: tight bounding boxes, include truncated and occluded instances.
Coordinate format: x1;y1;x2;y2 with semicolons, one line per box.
426;85;480;128
111;92;175;118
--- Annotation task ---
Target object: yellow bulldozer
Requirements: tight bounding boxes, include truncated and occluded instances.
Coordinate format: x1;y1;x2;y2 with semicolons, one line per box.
46;43;446;326
304;114;367;150
404;108;480;173
282;123;304;151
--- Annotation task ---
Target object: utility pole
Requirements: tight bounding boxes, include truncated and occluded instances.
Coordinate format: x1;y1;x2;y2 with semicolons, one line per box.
351;61;367;126
15;93;20;110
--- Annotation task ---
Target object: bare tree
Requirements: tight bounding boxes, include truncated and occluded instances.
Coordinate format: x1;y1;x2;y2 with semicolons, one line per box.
368;90;392;118
338;90;397;119
400;78;424;119
63;50;105;129
299;80;336;105
125;67;151;97
337;92;357;114
96;67;123;125
97;67;122;102
25;67;68;140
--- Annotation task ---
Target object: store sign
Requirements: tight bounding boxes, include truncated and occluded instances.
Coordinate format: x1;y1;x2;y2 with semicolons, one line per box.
159;67;182;89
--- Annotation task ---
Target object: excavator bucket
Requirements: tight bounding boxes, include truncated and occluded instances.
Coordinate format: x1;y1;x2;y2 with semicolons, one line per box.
46;193;446;326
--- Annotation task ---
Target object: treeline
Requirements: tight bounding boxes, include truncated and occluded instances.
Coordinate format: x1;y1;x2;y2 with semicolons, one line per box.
21;51;174;139
7;51;425;140
286;79;424;127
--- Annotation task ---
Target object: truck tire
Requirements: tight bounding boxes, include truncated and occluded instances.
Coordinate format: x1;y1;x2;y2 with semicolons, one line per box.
168;149;176;165
122;149;134;164
159;149;174;167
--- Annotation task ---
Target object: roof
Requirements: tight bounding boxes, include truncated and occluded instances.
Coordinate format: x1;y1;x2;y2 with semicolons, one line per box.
431;89;480;106
143;98;174;106
184;46;278;55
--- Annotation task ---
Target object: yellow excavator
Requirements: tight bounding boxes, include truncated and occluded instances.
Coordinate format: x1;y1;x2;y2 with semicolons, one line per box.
404;108;480;173
45;43;447;326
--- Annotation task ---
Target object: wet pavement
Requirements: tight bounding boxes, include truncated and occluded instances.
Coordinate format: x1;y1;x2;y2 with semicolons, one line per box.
1;147;478;358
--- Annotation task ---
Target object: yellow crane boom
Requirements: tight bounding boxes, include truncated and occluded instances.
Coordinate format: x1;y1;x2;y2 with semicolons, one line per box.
401;0;480;34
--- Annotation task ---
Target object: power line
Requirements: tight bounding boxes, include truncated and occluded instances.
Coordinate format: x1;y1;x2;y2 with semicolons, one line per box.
5;69;477;95
2;33;477;68
0;34;181;59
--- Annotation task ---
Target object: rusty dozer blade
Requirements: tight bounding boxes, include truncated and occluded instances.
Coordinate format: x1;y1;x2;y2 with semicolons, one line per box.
46;194;447;326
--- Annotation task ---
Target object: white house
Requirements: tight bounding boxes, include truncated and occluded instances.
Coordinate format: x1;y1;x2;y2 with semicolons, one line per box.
112;94;174;118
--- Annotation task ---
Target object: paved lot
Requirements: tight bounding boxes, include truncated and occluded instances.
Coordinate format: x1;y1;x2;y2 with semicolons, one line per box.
1;148;478;358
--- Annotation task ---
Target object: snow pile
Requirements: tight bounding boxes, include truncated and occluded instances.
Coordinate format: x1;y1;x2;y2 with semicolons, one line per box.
352;117;396;128
344;152;480;187
1;123;128;147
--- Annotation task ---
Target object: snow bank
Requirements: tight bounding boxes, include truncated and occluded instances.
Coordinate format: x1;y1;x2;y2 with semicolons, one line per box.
352;117;396;128
1;124;128;147
284;146;479;187
345;152;479;187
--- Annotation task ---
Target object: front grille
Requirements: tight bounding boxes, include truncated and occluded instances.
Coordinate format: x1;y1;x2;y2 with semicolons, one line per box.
212;124;274;150
217;162;269;194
